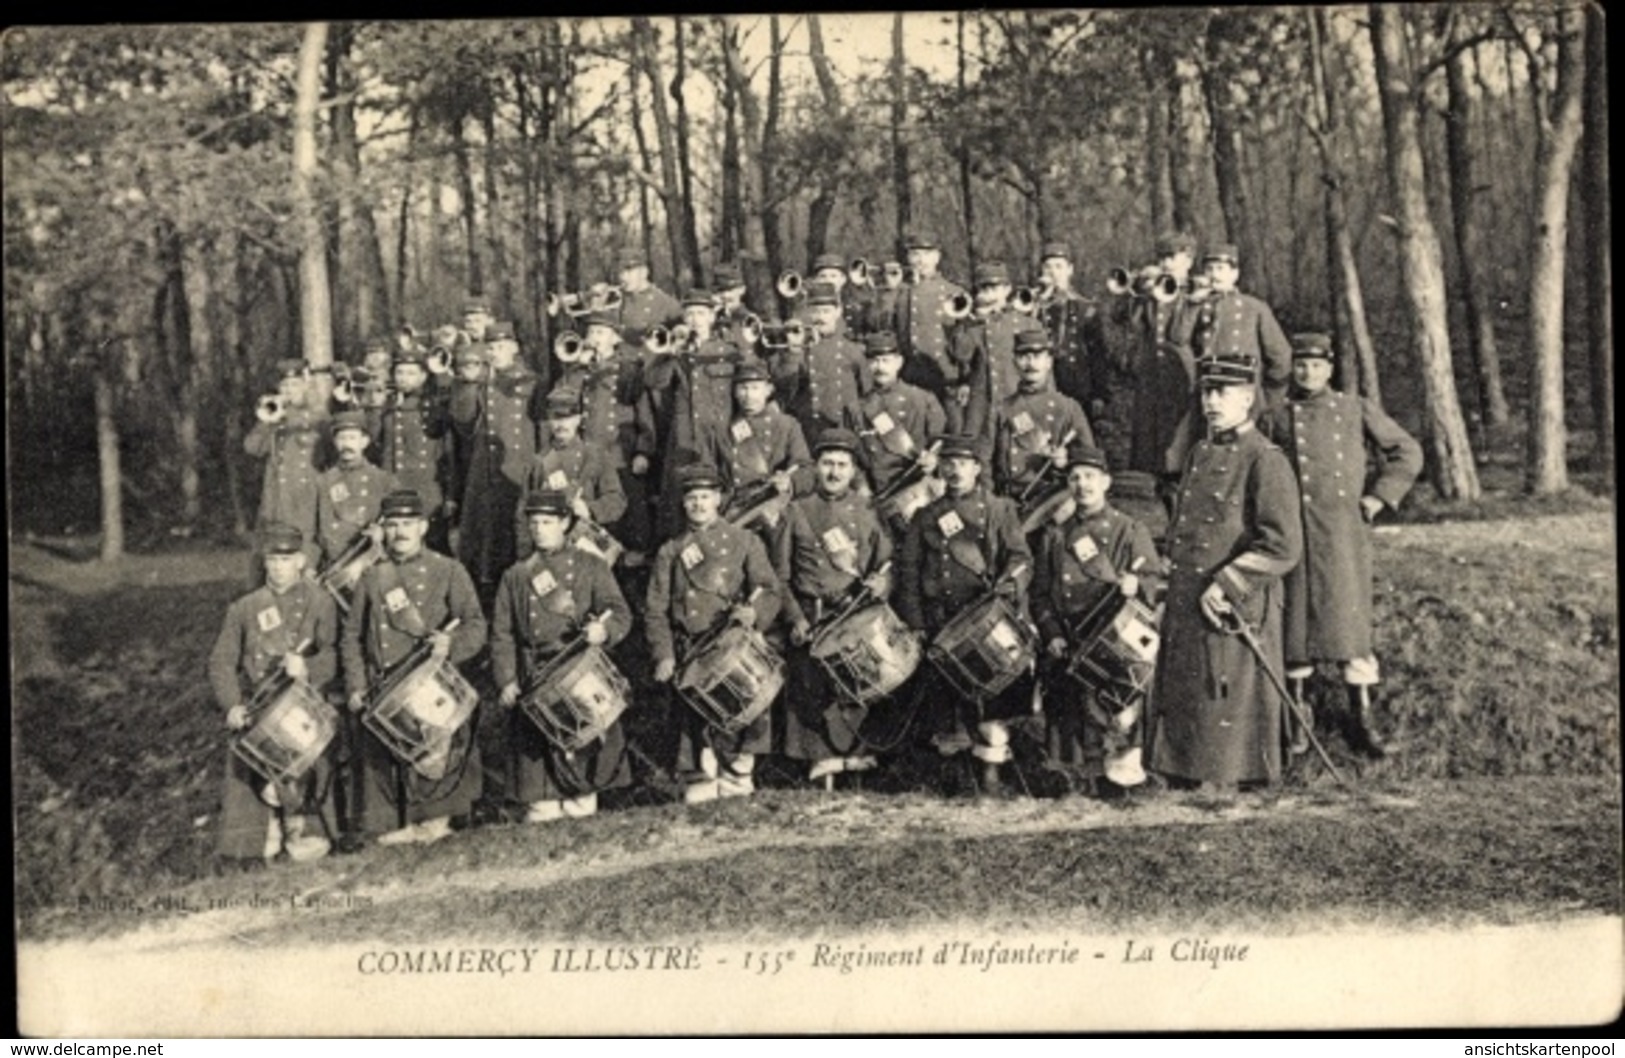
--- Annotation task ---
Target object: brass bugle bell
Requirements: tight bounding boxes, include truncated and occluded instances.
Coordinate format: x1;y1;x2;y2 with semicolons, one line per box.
645;323;690;354
848;258;871;286
1010;287;1039;314
426;347;453;375
1148;273;1181;303
739;312;763;346
256;394;286;424
944;291;974;320
776;270;804;300
596;285;624;313
555;331;588;363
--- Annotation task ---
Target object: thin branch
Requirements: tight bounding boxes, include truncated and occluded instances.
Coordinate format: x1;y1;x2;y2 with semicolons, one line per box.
1413;28;1517;82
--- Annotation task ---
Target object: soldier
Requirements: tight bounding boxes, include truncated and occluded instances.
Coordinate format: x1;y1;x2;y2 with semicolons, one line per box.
773;281;869;442
245;359;326;568
515;388;627;565
948;259;1027;442
988;327;1096;518
846;330;946;506
448;319;542;607
699;359;811;540
1113;231;1204;504
713;262;761;357
377;343;453;553
637;289;744;542
1030;442;1164;794
208;522;340;864
1260;331;1423;758
1147;353;1302;792
341;489;488;846
315;410;397;571
461;297;494;343
893;229;970;400
613;250;683;342
797;252;871;339
555;311;651;560
492;489;634;823
1034;242;1112;423
646;464;783;804
441;339;488;552
864;258;907;336
775;428;894;785
895;434;1033;795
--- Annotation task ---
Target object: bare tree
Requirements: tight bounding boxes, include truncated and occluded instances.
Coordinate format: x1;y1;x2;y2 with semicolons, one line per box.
890;12;912;254
1582;1;1611;472
294;22;335;391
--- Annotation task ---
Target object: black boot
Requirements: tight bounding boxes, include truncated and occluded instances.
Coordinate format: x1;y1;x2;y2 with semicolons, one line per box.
979;761;1009;798
1286;676;1312;756
1346;684;1388;759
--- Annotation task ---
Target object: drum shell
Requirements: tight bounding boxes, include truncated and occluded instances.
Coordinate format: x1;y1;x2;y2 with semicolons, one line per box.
1066;594;1161;713
233;677;339;785
362;657;480;779
876;476;939;530
319;536;385;613
927;594;1036;700
677;625;785;735
809;602;922;705
519;644;631;753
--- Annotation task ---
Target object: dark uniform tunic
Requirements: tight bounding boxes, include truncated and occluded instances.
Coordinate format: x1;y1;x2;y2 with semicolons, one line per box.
698;407;812;539
1114;292;1201;476
638;338;744;541
1031;503;1163;773
645;519;783;771
1040;290;1112;412
449;365;542;595
315;459;398;567
989;384;1097;501
208;579;340;859
1148;423;1302;786
341;548;488;833
614;284;683;343
771;332;870;442
947;308;1026;442
490;546;634;802
245;409;326;566
514;436;628;556
555;348;650;553
894;273;970;396
897;483;1034;730
846;379;948;496
717;304;763;358
376;390;450;521
773;487;894;762
1261;387;1422;667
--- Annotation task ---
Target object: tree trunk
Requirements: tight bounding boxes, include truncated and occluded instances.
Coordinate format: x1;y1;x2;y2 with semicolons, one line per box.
451;114;483;298
1446;35;1510;430
1203;16;1258;270
1582;2;1611;472
1167;57;1198;233
890;12;912;256
672;17;703;286
629;55;659;278
294;22;335;397
718;57;741;263
329;24;391;341
1307;7;1380;401
394;106;417;320
1524;4;1586;495
1142;45;1171;239
1370;4;1479;500
718;16;775;306
956;11;977;271
803;14;846;264
481;103;513;320
634;17;690;290
94;356;124;563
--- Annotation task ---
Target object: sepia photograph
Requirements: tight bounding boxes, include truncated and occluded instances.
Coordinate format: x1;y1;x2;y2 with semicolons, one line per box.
7;8;1620;1037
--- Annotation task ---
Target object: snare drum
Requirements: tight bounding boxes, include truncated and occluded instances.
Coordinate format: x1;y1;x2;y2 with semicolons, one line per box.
927;594;1037;701
519;643;631;753
809;602;922;705
877;475;943;529
233;676;339;786
1067;594;1161;714
677;625;784;736
318;535;385;613
362;656;480;779
572;521;624;568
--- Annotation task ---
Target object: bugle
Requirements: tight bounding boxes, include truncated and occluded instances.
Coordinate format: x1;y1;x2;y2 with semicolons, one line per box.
1010;287;1040;314
594;284;624;313
555;332;588;363
256;394;286;424
737;312;763;347
848;258;872;287
644;323;692;355
944;291;974;320
426;347;453;375
776;270;804;300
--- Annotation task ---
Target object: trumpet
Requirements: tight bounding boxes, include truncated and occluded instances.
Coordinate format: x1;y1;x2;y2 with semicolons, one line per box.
848;258;872;287
776;270;804;300
944;291;974;320
1184;274;1215;302
1010;287;1040;314
256;394;286;424
555;331;589;363
644;323;693;355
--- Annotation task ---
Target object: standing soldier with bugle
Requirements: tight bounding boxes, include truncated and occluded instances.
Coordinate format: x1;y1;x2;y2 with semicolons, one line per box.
377;342;453;554
245;359;326;569
612;250;683;344
1034;242;1113;439
893;229;970;402
948;260;1027;443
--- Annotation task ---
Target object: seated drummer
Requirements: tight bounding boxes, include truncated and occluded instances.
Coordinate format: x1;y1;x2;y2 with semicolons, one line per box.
340;488;488;848
646;463;783;804
895;433;1033;797
774;428;893;787
1030;441;1165;796
493;490;634;824
207;521;339;865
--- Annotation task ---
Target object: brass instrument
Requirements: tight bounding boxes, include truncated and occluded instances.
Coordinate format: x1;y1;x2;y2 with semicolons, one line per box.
555;332;589;363
1107;266;1181;303
776;270;804;300
848;258;872;287
644;323;693;355
426;347;453;375
944;291;974;320
1185;275;1215;302
593;284;625;313
736;312;763;347
759;319;807;350
1010;287;1040;314
256;394;286;424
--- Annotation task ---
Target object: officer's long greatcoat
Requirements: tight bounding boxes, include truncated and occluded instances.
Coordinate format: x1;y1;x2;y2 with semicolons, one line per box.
1261;387;1422;664
645;519;783;769
208;579;339;859
341;548;488;833
773;487;893;762
1148;423;1301;786
245;409;326;566
491;545;634;802
449;365;542;590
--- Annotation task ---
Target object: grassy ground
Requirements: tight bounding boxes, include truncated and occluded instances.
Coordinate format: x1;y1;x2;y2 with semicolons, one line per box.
10;508;1619;944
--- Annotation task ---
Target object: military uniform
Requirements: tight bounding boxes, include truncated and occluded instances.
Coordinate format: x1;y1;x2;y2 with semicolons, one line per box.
614;284;683;344
773;444;893;768
645;497;783;788
208;535;340;860
699;401;811;530
846;373;947;497
947;306;1027;442
1040;289;1112;412
514;435;628;556
448;330;542;598
555;330;651;554
491;528;634;808
895;271;970;397
1031;483;1163;780
989;383;1096;501
1114;287;1202;477
341;514;488;836
1148;377;1302;787
376;387;452;547
245;374;326;567
637;325;744;542
315;430;398;567
896;453;1033;772
774;329;870;442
